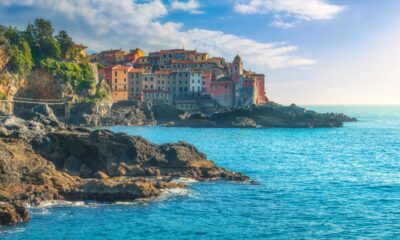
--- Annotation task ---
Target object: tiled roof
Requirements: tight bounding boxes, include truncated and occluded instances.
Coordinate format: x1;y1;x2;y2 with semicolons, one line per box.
128;68;145;73
112;65;131;71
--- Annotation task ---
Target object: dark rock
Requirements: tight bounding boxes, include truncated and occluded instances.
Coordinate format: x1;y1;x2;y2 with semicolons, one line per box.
171;102;357;128
0;202;30;225
93;171;109;180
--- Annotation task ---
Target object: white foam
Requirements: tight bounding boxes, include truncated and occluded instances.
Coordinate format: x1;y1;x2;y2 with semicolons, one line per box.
32;200;87;208
0;227;25;235
173;177;199;184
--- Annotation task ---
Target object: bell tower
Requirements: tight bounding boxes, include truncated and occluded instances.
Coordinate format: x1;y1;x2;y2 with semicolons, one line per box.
233;54;243;76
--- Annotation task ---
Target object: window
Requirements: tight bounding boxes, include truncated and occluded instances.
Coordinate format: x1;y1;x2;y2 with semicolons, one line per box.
224;86;228;90
114;86;117;91
124;86;127;90
115;79;117;84
114;71;117;77
124;78;126;82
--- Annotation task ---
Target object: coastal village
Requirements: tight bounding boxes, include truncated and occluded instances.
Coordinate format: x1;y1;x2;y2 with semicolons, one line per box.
87;47;268;111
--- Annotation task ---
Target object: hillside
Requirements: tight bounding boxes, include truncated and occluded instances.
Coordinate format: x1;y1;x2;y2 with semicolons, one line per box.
0;19;112;115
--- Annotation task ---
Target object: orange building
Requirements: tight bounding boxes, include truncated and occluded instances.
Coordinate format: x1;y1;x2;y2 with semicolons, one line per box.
104;65;131;102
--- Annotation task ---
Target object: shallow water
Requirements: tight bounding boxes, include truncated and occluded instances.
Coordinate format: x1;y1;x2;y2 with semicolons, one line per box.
2;106;400;239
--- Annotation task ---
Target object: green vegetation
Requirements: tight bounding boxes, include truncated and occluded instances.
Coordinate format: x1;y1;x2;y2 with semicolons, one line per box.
40;58;95;91
0;91;6;100
1;18;99;97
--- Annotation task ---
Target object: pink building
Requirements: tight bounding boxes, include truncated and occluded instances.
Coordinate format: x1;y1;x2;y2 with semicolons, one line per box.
210;79;234;107
202;71;212;94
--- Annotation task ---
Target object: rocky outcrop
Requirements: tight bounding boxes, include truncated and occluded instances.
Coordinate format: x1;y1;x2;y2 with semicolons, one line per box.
33;129;247;181
100;101;156;126
171;102;357;128
0;115;249;225
0;202;30;226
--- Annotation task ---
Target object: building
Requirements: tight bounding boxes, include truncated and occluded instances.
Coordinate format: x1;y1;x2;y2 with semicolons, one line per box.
104;65;130;102
202;71;212;94
128;67;146;100
95;49;126;65
123;48;145;65
210;78;234;107
142;90;173;105
72;43;87;57
189;71;202;96
101;48;268;108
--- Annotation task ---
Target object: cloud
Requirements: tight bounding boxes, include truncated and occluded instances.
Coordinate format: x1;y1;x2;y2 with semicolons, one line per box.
0;0;315;70
235;0;344;28
170;0;204;14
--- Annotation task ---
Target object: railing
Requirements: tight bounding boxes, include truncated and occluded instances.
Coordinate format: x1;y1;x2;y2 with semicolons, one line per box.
0;97;71;119
1;97;66;105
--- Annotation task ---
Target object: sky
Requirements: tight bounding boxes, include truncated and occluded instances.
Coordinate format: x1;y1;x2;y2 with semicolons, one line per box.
0;0;399;105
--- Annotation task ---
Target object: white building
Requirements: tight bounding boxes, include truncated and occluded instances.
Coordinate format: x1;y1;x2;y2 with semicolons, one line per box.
189;71;202;96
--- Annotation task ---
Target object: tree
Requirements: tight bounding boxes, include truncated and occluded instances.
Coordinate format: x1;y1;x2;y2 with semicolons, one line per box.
55;30;73;57
41;37;61;60
33;18;53;42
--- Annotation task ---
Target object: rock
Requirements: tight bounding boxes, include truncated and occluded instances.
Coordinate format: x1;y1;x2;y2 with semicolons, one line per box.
64;177;180;202
171;102;357;128
30;104;58;121
0;202;30;226
93;171;109;180
232;117;257;128
0;115;250;225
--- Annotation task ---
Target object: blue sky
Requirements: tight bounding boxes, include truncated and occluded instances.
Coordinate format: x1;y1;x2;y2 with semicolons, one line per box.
1;0;399;104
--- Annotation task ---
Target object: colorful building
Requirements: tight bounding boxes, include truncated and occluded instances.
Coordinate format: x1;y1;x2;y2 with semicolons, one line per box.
104;65;130;102
101;48;268;109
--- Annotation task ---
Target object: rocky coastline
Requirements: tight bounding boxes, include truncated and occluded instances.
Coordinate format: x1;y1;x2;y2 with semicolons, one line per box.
70;101;356;128
0;109;248;226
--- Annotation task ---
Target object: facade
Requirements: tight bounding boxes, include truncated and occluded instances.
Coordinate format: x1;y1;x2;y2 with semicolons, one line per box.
95;49;126;65
102;49;268;109
189;71;202;96
123;48;145;65
128;67;146;100
142;90;172;105
104;65;130;102
72;44;87;57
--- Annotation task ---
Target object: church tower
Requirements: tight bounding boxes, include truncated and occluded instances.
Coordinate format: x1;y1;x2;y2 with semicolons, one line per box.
232;54;243;76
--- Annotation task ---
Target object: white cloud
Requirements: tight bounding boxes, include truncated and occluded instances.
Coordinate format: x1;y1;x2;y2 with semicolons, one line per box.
170;0;204;14
235;0;344;28
0;0;315;70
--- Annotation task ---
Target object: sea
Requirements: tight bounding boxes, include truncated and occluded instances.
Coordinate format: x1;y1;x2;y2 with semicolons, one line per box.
1;106;400;239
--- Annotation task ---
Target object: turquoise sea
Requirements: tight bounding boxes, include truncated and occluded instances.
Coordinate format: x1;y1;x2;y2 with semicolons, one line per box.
2;106;400;239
